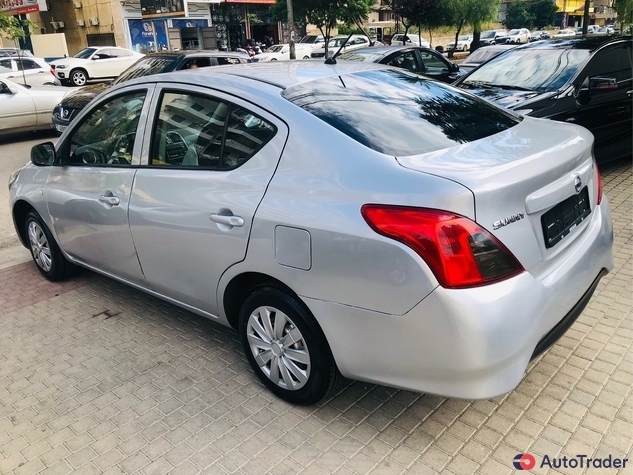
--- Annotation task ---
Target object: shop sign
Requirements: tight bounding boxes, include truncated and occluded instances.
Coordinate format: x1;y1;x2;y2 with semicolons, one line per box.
1;0;47;17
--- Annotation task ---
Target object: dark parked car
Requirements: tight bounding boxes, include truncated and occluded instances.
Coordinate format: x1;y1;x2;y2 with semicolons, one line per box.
458;44;519;73
454;36;632;164
338;46;465;83
52;50;251;133
530;30;551;41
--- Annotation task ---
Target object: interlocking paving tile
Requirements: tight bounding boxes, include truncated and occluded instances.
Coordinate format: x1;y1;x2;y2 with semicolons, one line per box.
0;160;631;474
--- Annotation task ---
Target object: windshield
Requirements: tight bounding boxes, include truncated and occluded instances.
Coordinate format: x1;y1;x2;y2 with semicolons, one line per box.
508;29;521;35
282;70;520;156
332;38;348;47
458;36;470;41
481;31;495;38
464;48;501;64
463;48;590;92
268;45;284;53
115;56;178;84
74;48;97;59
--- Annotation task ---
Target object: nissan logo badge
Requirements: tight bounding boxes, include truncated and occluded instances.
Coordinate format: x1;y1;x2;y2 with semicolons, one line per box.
574;175;582;194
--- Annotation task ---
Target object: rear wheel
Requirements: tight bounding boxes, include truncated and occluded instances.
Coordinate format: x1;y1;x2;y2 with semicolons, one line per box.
302;55;310;60
25;211;76;281
70;69;88;86
239;285;341;405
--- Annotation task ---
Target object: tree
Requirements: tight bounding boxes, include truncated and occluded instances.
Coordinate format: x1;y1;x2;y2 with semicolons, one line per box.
390;0;441;47
613;0;633;30
530;0;558;29
504;1;534;29
0;12;37;85
446;0;500;56
274;0;372;58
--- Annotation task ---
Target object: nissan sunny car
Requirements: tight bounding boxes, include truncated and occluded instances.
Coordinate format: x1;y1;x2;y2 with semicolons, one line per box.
9;62;614;405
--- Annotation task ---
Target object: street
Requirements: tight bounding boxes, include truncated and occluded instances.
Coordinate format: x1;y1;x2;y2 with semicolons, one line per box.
0;131;631;475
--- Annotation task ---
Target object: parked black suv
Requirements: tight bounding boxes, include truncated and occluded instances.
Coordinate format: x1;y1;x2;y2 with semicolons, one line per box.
454;36;632;163
52;50;251;133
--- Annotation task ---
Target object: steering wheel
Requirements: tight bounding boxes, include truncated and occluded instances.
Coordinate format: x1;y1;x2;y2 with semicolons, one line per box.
74;146;109;165
164;131;189;164
109;134;135;165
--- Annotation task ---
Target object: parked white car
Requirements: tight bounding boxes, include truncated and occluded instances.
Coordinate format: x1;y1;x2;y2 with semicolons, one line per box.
253;44;314;61
447;35;473;52
0;56;59;86
311;35;372;58
576;25;600;35
506;28;531;43
0;77;72;135
554;28;577;38
50;47;144;87
390;33;430;48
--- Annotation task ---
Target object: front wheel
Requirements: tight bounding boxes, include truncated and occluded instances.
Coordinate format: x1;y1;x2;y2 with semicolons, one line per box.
239;285;341;405
302;55;310;60
25;211;76;281
70;69;88;86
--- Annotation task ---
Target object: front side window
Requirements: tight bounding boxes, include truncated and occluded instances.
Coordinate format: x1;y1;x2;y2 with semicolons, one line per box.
150;92;276;169
419;51;448;73
217;56;242;65
583;45;632;84
387;52;419;73
66;92;146;166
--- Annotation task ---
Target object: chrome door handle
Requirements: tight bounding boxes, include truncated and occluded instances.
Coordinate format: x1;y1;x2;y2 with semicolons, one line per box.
209;214;244;227
99;195;120;206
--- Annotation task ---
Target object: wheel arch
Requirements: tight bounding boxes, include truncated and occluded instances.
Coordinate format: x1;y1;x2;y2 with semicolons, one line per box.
222;271;299;330
12;199;36;248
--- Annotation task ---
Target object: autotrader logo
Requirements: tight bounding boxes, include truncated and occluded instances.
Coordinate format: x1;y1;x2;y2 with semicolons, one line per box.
514;454;536;470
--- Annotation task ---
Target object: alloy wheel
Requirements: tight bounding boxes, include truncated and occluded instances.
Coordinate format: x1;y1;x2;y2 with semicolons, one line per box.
28;221;52;272
246;305;311;390
72;70;87;86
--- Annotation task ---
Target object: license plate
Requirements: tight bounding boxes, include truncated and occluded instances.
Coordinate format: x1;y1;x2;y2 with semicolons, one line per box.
55;124;67;132
541;187;590;248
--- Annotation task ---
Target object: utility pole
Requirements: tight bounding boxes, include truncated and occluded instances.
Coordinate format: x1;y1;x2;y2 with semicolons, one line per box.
582;0;590;35
288;0;295;59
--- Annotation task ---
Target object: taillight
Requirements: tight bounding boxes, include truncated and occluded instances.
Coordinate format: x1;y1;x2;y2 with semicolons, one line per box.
594;160;603;205
361;205;524;289
50;67;54;75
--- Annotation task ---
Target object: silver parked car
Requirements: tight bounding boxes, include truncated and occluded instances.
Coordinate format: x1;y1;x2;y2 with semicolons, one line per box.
10;62;614;405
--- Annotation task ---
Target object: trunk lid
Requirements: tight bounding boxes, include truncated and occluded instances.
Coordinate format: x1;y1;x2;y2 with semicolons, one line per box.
396;117;599;275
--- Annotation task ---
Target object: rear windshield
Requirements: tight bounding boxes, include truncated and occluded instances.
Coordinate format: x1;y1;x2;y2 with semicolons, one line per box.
115;56;179;84
282;69;521;156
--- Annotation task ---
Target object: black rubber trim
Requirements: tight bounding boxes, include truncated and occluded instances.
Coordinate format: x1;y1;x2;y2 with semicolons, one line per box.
531;268;607;360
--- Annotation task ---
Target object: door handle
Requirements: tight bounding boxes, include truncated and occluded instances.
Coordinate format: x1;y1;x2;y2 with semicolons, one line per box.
209;213;244;227
99;195;120;206
38;71;45;74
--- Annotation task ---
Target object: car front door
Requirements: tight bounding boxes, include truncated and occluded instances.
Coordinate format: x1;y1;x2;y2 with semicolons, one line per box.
572;43;632;162
45;86;154;282
8;59;48;86
129;85;288;316
0;77;37;130
384;49;422;74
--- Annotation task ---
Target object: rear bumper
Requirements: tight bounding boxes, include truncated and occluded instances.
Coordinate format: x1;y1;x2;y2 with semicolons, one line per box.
303;198;613;399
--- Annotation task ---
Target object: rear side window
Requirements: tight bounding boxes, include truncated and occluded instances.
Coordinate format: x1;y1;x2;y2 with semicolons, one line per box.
282;69;521;156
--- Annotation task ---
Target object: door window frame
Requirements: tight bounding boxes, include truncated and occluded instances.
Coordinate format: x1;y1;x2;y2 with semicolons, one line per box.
55;84;156;168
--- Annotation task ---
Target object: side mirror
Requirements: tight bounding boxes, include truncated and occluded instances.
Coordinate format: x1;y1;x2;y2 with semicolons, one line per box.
31;142;56;166
589;76;618;91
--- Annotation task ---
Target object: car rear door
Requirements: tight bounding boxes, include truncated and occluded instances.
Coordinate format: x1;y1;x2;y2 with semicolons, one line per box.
9;59;49;86
128;84;288;316
46;85;155;283
0;78;37;130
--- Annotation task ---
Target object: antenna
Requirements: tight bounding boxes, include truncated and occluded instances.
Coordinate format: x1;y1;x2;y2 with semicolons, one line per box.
324;33;353;65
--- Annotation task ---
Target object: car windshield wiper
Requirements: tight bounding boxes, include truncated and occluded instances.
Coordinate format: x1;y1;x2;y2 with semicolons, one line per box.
464;81;533;92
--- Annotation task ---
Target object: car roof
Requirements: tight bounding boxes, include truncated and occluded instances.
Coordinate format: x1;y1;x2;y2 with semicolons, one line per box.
517;35;630;51
339;45;434;57
123;60;393;90
139;50;249;58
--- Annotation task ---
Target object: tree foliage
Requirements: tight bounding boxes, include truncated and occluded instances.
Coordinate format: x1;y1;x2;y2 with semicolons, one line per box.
613;0;633;28
444;0;500;55
504;0;557;29
274;0;372;57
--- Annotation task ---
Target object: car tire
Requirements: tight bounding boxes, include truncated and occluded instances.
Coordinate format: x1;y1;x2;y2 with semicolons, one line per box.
303;55;310;60
463;44;468;51
239;284;342;405
25;211;76;281
270;58;277;61
43;82;57;86
69;69;88;87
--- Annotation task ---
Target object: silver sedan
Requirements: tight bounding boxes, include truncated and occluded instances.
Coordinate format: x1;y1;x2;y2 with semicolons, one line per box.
9;62;614;405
